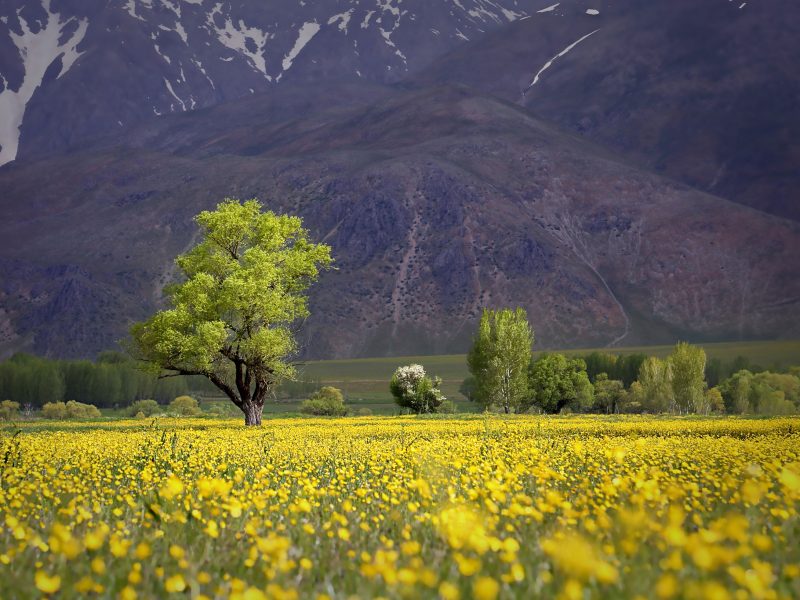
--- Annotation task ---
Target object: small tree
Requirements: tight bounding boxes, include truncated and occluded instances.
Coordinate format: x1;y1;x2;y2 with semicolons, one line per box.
620;381;645;414
637;357;674;413
300;387;347;416
526;354;593;414
129;199;333;426
703;387;725;414
669;342;706;414
592;373;626;414
467;308;533;413
170;395;201;416
390;365;445;414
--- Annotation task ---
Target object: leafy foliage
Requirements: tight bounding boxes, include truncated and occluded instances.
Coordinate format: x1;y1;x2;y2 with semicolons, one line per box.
719;370;800;415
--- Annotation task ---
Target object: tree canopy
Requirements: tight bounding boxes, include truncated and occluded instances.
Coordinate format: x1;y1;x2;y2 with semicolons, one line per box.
129;199;332;425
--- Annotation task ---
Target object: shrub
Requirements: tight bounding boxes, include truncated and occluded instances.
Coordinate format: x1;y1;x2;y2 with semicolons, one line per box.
389;365;445;414
65;401;101;419
170;395;201;416
356;407;373;416
0;400;21;421
42;401;100;420
134;411;146;419
300;387;347;416
42;402;68;420
127;400;160;417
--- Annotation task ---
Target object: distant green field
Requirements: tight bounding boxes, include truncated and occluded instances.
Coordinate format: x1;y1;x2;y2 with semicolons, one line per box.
292;340;800;410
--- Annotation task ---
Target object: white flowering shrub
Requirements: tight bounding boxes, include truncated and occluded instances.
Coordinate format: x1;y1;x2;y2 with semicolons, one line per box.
389;364;446;414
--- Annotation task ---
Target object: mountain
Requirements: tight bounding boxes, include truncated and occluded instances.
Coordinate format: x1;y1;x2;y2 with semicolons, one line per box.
1;0;798;360
414;0;800;220
0;0;541;165
1;83;798;359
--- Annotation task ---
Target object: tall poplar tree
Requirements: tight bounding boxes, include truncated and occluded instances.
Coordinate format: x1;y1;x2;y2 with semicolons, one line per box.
467;307;533;413
669;342;707;414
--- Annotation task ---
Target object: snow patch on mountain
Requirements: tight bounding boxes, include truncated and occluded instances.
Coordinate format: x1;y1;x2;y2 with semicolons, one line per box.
0;0;88;165
282;22;321;72
163;78;186;111
209;4;272;79
328;9;354;33
523;28;599;94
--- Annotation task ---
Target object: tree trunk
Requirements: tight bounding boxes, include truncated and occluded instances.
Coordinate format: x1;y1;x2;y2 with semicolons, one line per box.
243;402;263;426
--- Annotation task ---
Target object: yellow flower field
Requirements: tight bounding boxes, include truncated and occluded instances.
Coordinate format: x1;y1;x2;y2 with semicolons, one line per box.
1;416;799;599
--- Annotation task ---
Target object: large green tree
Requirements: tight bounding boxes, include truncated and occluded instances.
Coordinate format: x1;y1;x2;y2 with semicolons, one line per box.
467;308;533;413
129;199;332;425
526;354;593;414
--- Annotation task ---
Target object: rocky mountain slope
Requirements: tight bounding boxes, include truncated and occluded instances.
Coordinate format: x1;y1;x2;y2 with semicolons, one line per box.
415;0;800;220
0;0;541;164
1;84;798;358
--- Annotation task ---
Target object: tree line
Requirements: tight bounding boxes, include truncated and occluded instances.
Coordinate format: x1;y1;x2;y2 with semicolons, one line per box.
461;308;799;415
389;307;799;415
0;352;190;409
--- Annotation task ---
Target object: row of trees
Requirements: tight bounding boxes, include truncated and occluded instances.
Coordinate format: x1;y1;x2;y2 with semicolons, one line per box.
462;308;799;415
0;352;190;408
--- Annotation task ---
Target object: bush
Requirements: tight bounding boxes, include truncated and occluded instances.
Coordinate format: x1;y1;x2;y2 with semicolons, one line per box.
300;387;347;416
356;407;373;416
170;395;201;416
0;400;21;421
127;399;160;417
42;402;68;419
42;401;101;420
65;401;101;419
389;365;445;414
134;411;146;419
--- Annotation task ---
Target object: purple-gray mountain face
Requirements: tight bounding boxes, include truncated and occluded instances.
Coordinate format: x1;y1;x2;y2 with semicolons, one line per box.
415;0;800;220
0;0;798;360
0;0;538;164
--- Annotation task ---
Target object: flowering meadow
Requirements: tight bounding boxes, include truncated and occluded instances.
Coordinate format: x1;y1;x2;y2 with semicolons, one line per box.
1;416;799;599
